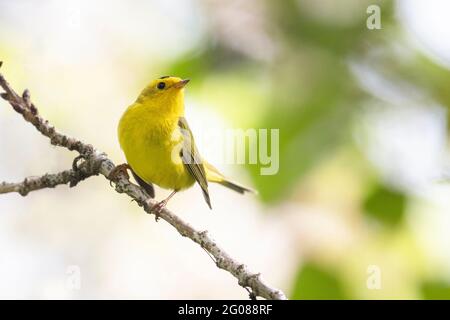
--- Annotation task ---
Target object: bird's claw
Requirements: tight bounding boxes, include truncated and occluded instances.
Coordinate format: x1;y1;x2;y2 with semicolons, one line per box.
108;163;131;186
150;200;168;221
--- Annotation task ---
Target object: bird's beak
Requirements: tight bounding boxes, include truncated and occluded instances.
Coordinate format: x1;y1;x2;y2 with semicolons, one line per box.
172;79;190;89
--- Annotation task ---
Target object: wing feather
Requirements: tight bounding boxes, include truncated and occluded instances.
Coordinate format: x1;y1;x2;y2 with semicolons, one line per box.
178;117;212;209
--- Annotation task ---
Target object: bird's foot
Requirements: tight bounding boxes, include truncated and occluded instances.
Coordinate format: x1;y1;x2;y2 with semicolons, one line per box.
149;199;168;221
108;163;131;186
147;191;177;221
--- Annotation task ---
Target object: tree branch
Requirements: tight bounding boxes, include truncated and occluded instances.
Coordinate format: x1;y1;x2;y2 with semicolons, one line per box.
0;62;287;300
0;163;95;196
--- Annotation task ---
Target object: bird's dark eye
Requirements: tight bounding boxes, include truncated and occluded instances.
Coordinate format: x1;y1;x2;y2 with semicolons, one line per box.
157;82;166;90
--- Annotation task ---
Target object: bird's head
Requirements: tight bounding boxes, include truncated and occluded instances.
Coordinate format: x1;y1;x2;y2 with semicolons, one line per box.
136;76;189;115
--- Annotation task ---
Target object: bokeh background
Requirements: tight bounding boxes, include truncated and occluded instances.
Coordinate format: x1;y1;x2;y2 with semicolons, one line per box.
1;0;450;299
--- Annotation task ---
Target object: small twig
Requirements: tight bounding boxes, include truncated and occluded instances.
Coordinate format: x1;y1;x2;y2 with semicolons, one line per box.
0;62;287;300
0;164;96;196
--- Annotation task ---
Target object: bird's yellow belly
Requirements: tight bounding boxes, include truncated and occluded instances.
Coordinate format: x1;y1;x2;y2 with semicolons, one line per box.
119;116;195;191
127;143;194;190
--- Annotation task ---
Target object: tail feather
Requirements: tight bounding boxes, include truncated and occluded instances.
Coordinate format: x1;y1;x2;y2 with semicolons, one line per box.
215;179;256;194
204;162;256;195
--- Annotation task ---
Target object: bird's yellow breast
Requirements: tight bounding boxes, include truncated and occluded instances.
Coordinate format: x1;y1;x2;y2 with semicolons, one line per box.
118;102;195;191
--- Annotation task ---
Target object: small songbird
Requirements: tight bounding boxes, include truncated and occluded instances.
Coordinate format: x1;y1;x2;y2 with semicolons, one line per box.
114;76;254;212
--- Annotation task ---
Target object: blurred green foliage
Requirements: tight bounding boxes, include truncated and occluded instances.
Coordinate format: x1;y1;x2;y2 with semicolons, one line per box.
162;0;450;300
363;185;407;227
248;0;395;203
291;263;349;300
421;280;450;300
166;45;245;82
165;0;397;203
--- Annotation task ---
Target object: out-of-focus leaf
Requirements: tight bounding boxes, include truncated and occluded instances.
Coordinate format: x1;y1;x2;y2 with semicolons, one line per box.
421;280;450;300
166;43;250;84
291;263;349;300
247;50;363;202
362;46;450;122
363;184;406;227
242;0;394;204
269;0;394;56
390;54;450;124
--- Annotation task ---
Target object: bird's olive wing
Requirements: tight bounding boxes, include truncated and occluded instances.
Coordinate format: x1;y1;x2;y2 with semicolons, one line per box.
178;117;212;209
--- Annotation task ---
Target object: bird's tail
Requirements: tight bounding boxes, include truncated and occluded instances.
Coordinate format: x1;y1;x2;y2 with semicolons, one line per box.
214;179;255;194
204;162;256;194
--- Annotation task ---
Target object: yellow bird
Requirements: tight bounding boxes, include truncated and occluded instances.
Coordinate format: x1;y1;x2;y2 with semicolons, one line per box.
114;76;254;212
